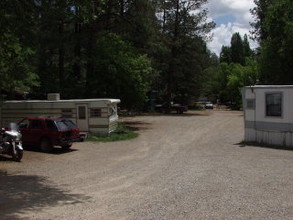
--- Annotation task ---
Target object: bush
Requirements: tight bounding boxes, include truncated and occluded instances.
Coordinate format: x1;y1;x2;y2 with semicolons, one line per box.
86;123;139;142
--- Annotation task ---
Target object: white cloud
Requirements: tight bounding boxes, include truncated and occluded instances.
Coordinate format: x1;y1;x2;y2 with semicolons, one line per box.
207;0;254;19
206;0;258;55
208;23;250;54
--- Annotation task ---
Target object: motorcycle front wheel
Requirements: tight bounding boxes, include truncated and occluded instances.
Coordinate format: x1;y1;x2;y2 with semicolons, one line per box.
12;148;23;162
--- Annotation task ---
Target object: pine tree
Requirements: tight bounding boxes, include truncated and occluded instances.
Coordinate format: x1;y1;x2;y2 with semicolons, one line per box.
155;0;215;104
230;33;245;65
243;34;253;58
220;46;231;63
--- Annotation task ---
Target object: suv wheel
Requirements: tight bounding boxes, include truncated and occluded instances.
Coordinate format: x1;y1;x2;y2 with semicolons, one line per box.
40;138;53;152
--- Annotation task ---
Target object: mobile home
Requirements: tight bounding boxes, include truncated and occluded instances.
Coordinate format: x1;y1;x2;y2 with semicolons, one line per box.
242;85;293;147
0;93;120;135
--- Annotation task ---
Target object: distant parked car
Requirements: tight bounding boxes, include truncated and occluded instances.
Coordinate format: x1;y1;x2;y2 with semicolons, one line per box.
155;102;188;114
18;117;80;152
204;102;214;109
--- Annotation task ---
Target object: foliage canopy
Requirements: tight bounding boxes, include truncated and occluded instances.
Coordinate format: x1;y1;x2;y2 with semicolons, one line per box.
1;0;216;110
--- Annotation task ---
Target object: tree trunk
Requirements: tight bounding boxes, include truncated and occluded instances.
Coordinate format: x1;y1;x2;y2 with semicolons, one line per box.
85;24;95;97
58;20;65;93
73;7;81;81
166;0;180;105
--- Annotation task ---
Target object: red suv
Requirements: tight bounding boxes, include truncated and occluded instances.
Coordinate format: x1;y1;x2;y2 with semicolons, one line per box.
18;117;80;152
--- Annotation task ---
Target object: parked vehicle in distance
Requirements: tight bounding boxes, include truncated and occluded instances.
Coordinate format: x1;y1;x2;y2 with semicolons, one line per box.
18;117;80;152
0;123;23;161
155;102;188;114
204;102;214;109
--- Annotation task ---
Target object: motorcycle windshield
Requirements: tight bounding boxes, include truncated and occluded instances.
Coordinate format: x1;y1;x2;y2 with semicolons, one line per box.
10;123;19;131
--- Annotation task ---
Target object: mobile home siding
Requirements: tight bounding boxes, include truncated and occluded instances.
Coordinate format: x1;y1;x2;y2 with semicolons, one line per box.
0;98;120;135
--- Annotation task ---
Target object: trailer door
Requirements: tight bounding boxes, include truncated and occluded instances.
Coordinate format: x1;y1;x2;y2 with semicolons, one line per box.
76;104;88;131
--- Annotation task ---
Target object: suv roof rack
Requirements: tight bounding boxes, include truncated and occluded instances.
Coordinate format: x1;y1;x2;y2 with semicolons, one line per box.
37;116;61;119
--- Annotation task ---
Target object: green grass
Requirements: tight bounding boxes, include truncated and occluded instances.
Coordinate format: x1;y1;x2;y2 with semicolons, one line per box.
85;123;139;142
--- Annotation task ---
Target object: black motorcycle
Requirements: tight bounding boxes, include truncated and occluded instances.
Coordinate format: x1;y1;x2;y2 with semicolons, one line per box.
0;123;23;162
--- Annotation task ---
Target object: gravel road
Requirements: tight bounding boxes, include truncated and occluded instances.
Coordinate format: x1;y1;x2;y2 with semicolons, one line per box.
1;111;293;220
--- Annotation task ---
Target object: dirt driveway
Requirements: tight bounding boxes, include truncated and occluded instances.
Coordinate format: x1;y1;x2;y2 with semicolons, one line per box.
1;111;293;220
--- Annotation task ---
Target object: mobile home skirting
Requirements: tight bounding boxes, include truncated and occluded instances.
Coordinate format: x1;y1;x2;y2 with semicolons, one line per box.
245;128;293;147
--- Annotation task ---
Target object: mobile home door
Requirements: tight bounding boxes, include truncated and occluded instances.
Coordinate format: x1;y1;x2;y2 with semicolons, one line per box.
76;104;88;131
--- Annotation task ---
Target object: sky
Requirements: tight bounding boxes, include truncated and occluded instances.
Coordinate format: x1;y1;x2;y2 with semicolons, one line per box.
206;0;257;55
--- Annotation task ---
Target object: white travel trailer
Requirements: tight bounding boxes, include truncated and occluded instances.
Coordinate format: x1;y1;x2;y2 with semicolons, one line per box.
242;85;293;147
0;93;120;135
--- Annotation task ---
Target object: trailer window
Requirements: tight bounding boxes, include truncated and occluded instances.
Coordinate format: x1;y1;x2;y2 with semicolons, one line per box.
62;109;73;118
246;99;255;109
266;93;282;117
90;108;101;117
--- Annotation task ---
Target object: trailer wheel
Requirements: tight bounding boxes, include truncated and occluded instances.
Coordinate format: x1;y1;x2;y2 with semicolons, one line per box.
40;138;53;152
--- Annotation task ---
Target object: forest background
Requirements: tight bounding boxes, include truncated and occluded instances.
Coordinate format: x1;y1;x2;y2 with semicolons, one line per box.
1;0;292;110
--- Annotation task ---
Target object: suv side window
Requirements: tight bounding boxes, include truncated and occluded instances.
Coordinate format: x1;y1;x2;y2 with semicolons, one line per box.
19;119;29;128
30;120;42;129
46;120;58;130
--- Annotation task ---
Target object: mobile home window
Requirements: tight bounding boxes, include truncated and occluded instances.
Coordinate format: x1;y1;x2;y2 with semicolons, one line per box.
246;99;255;109
62;109;73;118
266;93;282;117
90;108;101;117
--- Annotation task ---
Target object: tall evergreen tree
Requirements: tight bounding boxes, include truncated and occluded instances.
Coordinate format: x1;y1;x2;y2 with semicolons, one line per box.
155;0;215;104
250;0;272;43
243;34;253;58
230;32;245;65
219;46;231;63
219;33;252;65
